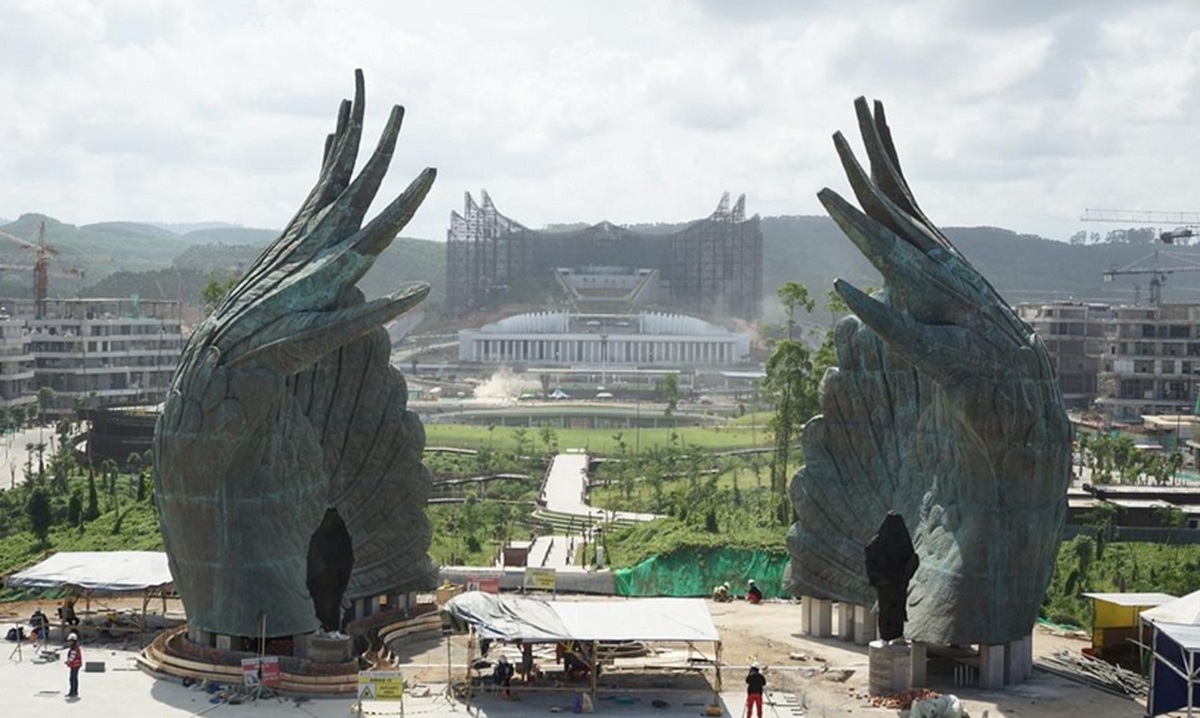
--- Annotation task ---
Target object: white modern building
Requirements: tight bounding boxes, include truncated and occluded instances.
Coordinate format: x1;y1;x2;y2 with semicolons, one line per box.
30;298;184;414
458;311;752;367
1096;304;1200;421
0;313;35;410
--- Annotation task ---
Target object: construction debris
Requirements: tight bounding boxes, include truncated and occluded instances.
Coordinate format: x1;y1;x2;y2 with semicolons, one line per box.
1037;649;1148;698
868;688;941;710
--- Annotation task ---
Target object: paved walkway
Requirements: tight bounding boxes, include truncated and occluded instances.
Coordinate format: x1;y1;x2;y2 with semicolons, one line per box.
0;641;739;717
540;452;657;524
1;423;60;489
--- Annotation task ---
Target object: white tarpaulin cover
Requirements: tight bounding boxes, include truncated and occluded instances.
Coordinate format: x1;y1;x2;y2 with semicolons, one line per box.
444;591;720;643
1144;590;1200;626
7;551;172;592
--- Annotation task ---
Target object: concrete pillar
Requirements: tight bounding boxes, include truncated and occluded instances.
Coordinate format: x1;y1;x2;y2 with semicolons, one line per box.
910;642;927;687
836;602;855;641
188;626;213;646
1005;634;1033;683
853;605;876;645
979;643;1006;690
799;596;812;634
810;599;833;638
293;633;310;659
215;634;232;651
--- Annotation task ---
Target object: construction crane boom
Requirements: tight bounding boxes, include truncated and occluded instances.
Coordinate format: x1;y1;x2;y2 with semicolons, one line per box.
1082;208;1200;224
1103;250;1200;305
0;221;70;315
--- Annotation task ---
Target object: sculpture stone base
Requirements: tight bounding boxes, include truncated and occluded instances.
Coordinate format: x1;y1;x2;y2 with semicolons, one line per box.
308;634;353;663
868;640;913;697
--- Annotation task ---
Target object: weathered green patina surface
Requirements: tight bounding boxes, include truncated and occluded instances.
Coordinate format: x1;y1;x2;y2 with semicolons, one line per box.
786;98;1071;646
154;72;437;638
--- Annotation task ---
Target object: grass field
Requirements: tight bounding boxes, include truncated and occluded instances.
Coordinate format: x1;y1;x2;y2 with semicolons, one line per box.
424;423;771;453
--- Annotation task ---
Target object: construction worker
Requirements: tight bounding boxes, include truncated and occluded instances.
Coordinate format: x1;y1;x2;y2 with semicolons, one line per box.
711;581;732;602
746;579;763;604
745;663;766;718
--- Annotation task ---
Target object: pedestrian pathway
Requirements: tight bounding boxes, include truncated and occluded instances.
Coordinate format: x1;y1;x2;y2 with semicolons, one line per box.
539;451;657;524
1;423;58;489
509;451;661;570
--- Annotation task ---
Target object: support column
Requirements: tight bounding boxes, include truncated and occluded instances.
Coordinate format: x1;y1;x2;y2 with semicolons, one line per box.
853;605;876;645
810;599;833;638
979;644;1006;690
836;602;855;641
799;596;812;634
1005;634;1032;683
188;626;213;646
293;633;310;658
215;634;233;651
910;642;927;687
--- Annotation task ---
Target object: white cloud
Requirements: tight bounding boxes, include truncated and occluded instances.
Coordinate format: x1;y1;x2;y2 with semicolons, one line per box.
0;0;1197;244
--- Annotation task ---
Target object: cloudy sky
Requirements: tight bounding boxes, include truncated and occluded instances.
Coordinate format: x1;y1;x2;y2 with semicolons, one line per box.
1;0;1198;242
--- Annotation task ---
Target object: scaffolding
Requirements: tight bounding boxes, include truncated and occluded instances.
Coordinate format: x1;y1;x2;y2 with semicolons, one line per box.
444;191;762;320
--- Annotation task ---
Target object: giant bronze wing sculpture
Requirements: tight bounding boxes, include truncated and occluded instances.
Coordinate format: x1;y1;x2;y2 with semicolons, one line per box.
786;98;1071;646
154;71;437;638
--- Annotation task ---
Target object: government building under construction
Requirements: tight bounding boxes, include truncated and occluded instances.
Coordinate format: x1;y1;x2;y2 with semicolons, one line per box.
444;191;763;320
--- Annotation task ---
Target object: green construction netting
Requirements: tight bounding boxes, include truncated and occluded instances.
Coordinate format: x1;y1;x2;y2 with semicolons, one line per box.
614;548;791;598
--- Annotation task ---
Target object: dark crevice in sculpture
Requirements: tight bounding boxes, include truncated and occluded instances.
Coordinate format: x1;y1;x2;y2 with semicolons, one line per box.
784;98;1071;646
154;71;439;639
864;511;918;642
307;508;354;631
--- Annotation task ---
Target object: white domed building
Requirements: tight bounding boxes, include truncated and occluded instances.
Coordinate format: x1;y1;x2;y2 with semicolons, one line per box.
457;311;751;367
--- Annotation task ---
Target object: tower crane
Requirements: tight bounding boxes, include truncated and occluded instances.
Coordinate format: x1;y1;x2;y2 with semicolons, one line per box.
1081;208;1200;304
0;221;83;316
1102;251;1200;305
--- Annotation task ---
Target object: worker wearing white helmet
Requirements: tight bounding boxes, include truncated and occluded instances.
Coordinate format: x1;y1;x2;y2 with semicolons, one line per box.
65;632;83;698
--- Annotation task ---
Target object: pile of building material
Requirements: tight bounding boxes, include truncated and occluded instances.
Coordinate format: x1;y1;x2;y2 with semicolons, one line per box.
1037;649;1148;698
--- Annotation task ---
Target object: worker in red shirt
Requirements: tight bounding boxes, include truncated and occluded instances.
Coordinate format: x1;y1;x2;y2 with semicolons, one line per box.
64;632;83;699
745;663;767;718
746;579;763;604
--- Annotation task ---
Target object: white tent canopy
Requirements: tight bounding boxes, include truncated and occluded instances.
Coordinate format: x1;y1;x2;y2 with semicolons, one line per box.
7;551;172;592
1145;591;1200;626
1144;590;1200;716
444;591;719;643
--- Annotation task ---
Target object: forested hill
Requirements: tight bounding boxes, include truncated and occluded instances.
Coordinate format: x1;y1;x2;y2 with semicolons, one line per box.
759;217;1200;311
3;212;1194;312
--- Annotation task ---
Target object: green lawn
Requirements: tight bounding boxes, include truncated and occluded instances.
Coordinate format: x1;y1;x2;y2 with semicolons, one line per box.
424;424;771;453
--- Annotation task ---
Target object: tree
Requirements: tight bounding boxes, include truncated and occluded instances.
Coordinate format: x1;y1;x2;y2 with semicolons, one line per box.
539;426;558;454
1112;436;1136;483
200;273;239;315
67;489;83;528
764;340;816;505
777;281;814;340
129;452;148;502
84;473;100;521
1084;501;1119;559
27;485;52;544
36;386;57;425
662;374;681;417
1155;504;1187;544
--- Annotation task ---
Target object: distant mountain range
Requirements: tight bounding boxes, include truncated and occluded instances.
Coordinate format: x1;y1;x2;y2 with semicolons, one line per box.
1;212;1193;315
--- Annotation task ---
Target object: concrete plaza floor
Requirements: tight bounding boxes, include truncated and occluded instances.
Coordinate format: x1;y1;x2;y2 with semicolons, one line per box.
0;642;754;718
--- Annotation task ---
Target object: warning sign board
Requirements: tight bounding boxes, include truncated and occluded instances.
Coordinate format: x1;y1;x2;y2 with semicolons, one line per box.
466;576;501;594
357;670;404;700
523;567;557;591
240;656;282;687
260;656;282;687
